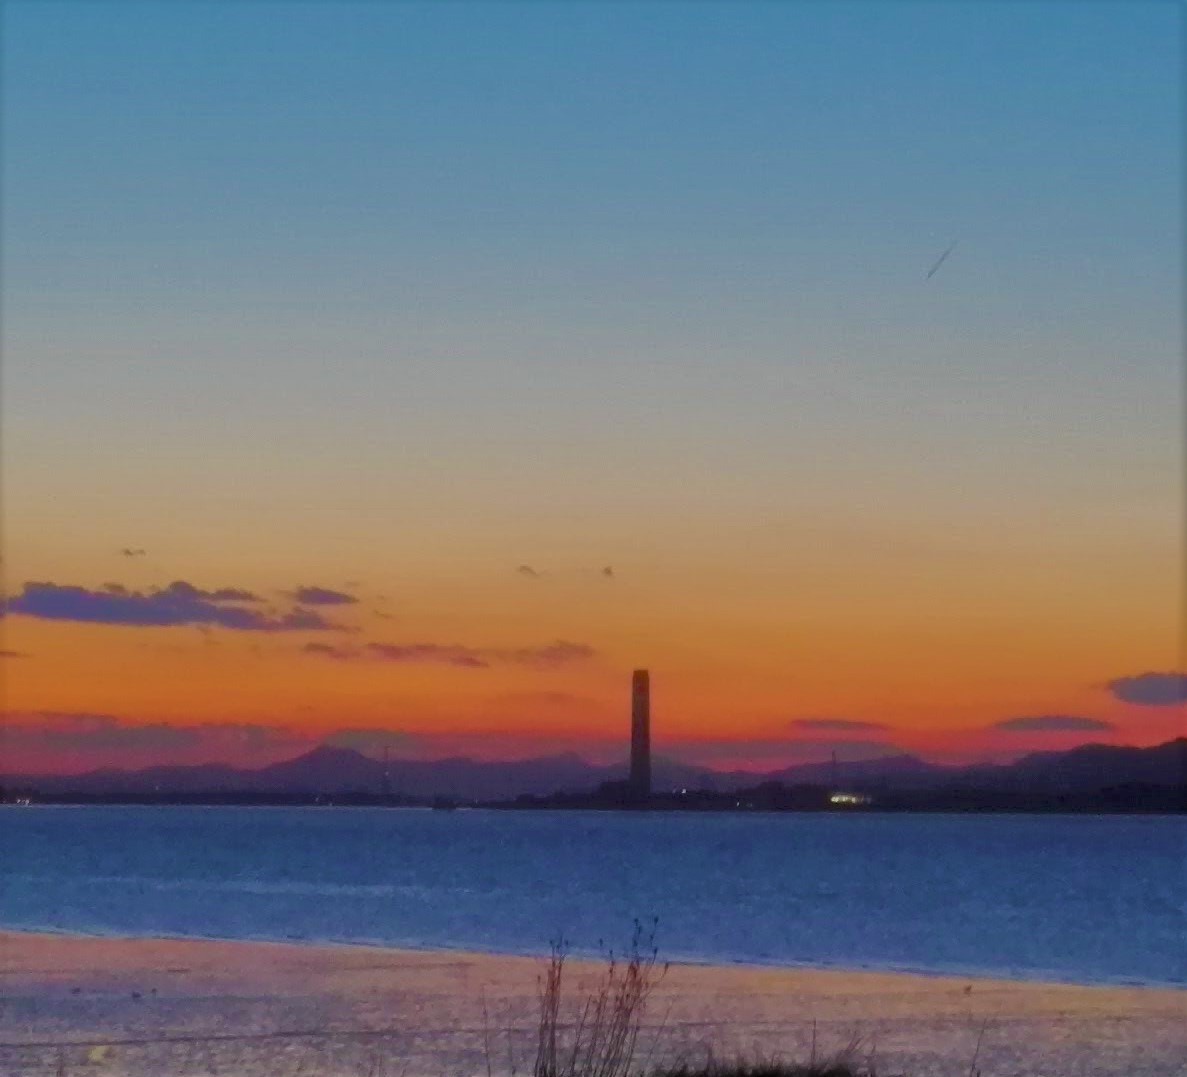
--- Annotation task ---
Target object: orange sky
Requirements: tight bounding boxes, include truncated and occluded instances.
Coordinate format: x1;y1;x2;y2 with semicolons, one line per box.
2;525;1182;774
3;3;1182;775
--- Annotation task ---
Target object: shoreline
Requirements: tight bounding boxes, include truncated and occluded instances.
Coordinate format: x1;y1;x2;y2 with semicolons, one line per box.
2;922;1184;993
3;931;1187;1077
5;802;1185;817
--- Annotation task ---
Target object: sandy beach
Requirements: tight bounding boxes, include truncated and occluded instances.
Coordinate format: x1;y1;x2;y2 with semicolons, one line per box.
0;932;1183;1077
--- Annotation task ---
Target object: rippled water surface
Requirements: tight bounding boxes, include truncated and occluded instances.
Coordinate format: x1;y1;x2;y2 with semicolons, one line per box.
3;806;1184;986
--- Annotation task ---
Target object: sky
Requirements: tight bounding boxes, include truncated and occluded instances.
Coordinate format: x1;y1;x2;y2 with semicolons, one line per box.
2;0;1183;775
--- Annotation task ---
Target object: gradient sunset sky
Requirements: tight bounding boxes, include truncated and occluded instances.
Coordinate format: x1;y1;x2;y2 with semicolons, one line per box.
2;1;1182;774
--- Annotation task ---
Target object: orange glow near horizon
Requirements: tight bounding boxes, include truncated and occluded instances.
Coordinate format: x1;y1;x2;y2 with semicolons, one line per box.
2;555;1180;775
3;1;1181;783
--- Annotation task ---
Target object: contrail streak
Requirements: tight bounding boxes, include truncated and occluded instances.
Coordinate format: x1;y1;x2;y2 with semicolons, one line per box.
925;239;958;280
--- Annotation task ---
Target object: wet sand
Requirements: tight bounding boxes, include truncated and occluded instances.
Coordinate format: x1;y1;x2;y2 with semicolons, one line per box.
0;931;1183;1076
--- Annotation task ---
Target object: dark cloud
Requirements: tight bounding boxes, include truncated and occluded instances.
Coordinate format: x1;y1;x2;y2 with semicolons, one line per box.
119;548;146;558
0;649;29;659
1107;672;1187;707
602;566;614;579
994;715;1114;733
791;718;889;732
4;581;341;632
516;565;542;579
290;586;358;606
304;638;595;670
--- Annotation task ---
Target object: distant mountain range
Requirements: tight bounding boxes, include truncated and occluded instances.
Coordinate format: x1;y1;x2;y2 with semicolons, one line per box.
6;738;1185;801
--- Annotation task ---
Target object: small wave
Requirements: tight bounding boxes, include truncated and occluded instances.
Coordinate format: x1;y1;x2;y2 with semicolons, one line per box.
3;873;435;899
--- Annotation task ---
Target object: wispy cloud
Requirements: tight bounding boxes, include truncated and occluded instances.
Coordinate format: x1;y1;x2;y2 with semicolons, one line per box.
1106;672;1187;707
304;641;486;667
289;586;358;606
323;727;417;753
499;640;595;668
490;690;599;709
119;548;146;558
279;608;345;631
790;718;889;732
517;564;617;582
1;711;619;771
304;638;595;669
1;712;306;755
3;712;197;751
367;642;490;668
302;642;353;659
198;585;261;602
993;715;1114;733
669;737;904;766
4;581;343;632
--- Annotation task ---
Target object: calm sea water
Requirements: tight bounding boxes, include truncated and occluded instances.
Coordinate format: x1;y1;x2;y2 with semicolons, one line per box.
2;806;1184;987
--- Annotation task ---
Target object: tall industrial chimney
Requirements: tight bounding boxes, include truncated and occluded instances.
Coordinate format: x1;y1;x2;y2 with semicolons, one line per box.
630;669;651;799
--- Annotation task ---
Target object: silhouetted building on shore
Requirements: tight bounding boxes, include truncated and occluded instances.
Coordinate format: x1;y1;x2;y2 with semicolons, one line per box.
630;669;651;798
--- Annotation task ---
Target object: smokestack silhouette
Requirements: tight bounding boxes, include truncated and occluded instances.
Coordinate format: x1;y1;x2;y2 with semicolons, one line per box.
630;669;651;798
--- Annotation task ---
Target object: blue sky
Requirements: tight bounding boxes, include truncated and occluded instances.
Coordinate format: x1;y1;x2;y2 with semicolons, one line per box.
4;1;1178;528
1;1;1182;766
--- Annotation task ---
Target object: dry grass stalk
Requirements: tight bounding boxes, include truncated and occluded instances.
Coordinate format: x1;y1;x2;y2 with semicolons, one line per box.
533;919;668;1077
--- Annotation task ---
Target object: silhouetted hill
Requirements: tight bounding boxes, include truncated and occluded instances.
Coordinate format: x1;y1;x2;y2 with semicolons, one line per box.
8;746;624;800
32;761;252;795
5;738;1184;805
762;754;945;790
996;738;1187;791
253;744;383;791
